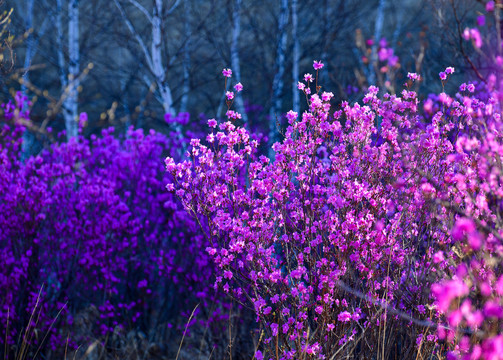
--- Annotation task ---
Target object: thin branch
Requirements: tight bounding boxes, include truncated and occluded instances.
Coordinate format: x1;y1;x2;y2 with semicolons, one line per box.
113;0;154;72
335;280;467;332
126;0;153;24
451;0;485;82
167;0;181;15
175;303;199;360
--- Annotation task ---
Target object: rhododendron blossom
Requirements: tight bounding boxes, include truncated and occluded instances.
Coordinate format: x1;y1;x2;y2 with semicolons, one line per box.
166;57;503;358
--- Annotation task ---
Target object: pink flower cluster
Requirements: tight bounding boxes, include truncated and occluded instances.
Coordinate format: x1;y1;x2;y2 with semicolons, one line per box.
166;63;503;358
463;27;483;48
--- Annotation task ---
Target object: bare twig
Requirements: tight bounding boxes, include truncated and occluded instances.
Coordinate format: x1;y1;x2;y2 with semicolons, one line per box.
175;303;199;360
126;0;153;24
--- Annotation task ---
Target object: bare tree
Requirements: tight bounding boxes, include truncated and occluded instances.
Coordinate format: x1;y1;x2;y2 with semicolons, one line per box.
113;0;181;132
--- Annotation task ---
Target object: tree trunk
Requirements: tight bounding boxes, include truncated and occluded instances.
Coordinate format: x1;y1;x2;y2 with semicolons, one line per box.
152;0;176;118
291;0;300;115
60;0;80;140
21;0;34;94
179;0;191;114
368;0;386;87
230;0;248;123
21;0;35;160
269;0;289;157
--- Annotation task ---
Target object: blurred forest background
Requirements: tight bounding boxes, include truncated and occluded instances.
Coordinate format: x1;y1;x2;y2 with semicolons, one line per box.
0;0;484;149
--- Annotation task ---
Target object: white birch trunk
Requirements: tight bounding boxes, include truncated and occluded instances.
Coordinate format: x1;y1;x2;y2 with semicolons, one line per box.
291;0;300;115
21;0;34;94
61;0;80;139
230;0;248;123
56;0;67;89
21;0;35;160
368;0;386;86
391;3;404;50
152;0;176;119
179;0;191;114
269;0;288;155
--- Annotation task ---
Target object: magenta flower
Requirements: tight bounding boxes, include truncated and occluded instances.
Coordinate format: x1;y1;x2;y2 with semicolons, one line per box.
224;270;233;279
79;112;88;125
207;118;217;128
234;82;243;92
226;91;234;100
432;280;469;312
286;110;298;122
451;218;476;241
484;301;503;319
463;27;471;41
337;311;352;322
433;251;445;264
321;91;334;101
407;72;421;81
439;72;447;81
487;1;495;12
469;28;483;48
304;73;314;82
225;110;242;120
467;231;482;250
222;68;232;77
313;60;324;70
378;48;389;62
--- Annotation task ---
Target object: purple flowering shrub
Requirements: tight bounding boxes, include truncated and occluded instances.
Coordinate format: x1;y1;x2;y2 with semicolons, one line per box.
166;64;503;359
427;87;503;357
0;97;230;357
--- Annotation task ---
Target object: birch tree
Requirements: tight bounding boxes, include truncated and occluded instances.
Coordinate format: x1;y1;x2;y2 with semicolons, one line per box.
18;0;50;93
16;0;54;156
368;0;386;86
113;0;181;132
55;0;80;139
20;0;35;156
291;0;300;115
20;0;33;95
216;0;247;122
179;0;191;114
230;0;247;123
268;0;288;154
